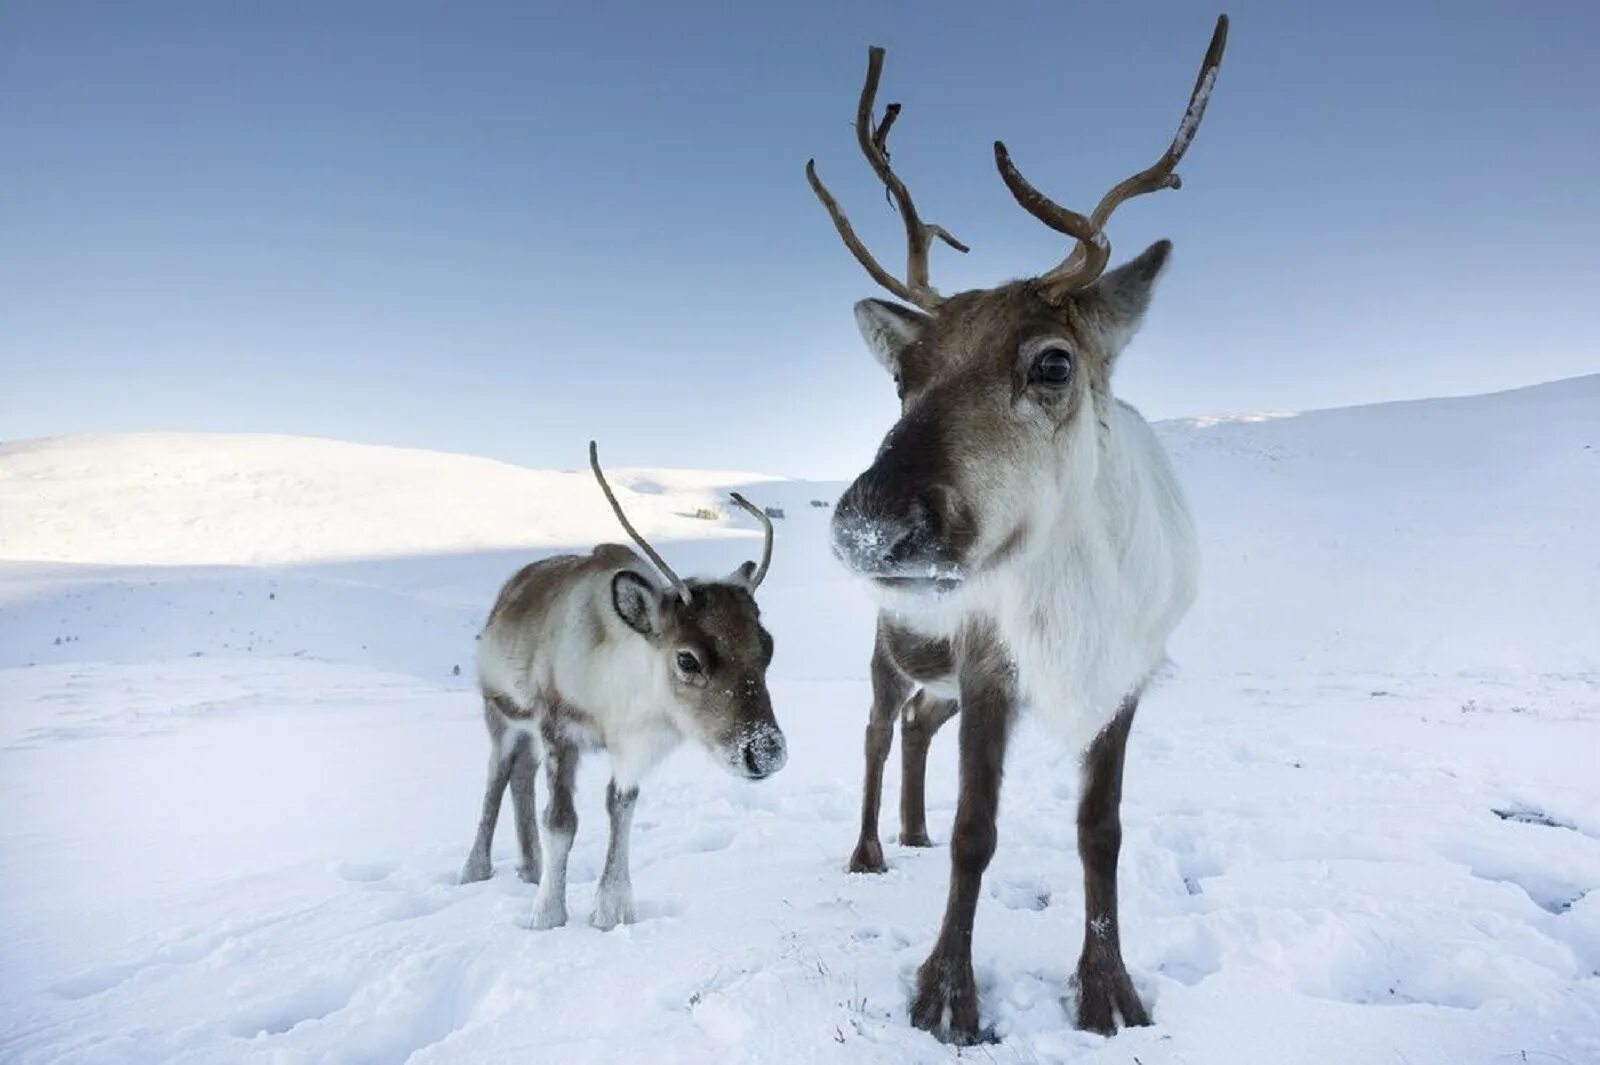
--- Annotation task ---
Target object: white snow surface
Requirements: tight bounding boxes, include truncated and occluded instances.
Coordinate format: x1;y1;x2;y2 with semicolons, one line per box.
2;376;1598;1064
0;431;769;566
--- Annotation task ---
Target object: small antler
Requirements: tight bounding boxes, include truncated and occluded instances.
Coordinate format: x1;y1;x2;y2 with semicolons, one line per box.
806;46;969;311
995;14;1228;301
589;441;691;605
727;493;774;590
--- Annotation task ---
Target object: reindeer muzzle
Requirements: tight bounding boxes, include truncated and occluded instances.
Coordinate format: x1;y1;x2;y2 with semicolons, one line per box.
736;725;787;780
831;474;969;590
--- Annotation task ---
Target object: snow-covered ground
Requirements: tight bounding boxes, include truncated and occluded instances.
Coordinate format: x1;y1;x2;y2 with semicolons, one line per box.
2;377;1597;1064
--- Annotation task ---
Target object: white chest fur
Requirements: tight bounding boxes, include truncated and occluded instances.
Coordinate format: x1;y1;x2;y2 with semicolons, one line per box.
1003;402;1198;750
878;400;1197;754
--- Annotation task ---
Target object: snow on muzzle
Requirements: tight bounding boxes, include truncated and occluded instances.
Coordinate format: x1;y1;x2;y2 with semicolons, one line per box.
831;482;970;587
728;722;787;780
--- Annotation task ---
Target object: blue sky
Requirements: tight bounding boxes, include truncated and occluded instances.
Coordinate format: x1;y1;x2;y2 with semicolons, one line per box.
3;1;1597;476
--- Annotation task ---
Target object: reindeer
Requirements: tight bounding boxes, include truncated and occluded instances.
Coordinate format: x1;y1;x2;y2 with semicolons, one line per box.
806;16;1227;1044
460;442;785;931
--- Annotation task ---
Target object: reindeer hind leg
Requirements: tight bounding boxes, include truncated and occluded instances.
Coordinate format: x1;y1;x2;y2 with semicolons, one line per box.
850;637;913;874
507;730;540;883
461;697;516;884
899;694;959;846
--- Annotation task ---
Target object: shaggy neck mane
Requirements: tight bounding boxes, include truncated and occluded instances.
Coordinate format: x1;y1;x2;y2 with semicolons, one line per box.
983;396;1196;751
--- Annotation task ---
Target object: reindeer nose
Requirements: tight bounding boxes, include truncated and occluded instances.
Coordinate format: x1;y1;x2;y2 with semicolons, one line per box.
740;728;787;779
833;477;966;578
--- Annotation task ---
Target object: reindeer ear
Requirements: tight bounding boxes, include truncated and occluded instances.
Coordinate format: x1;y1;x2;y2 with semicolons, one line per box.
611;571;663;637
854;299;928;375
727;560;758;589
1081;240;1171;355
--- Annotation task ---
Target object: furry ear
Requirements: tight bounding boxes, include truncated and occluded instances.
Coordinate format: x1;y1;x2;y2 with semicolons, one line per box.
727;560;758;589
853;299;928;375
611;570;663;637
1080;240;1171;356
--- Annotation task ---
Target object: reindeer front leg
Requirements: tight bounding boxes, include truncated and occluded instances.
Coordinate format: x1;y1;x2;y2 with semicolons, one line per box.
530;726;578;930
1073;697;1149;1032
910;639;1014;1045
591;780;638;930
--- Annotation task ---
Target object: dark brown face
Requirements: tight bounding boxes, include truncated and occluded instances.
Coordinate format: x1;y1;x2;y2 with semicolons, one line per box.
831;243;1171;598
612;569;784;779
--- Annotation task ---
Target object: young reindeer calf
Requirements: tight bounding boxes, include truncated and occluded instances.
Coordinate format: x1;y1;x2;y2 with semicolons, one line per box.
460;443;785;931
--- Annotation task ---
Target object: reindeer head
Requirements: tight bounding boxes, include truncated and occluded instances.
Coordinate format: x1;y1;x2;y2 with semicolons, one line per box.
810;18;1227;603
590;444;786;779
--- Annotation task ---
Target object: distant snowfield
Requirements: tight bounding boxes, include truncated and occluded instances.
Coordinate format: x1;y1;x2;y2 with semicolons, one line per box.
2;377;1597;1064
0;432;775;566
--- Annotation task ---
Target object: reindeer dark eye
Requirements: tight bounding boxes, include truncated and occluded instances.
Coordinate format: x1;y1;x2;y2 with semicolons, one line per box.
675;651;702;675
1031;349;1073;386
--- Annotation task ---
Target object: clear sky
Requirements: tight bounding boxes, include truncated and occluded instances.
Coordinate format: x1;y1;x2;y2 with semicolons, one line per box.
4;1;1597;476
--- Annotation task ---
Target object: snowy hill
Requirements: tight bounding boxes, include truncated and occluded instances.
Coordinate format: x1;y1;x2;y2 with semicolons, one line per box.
1164;373;1600;676
1;378;1597;1064
0;433;838;681
0;431;784;566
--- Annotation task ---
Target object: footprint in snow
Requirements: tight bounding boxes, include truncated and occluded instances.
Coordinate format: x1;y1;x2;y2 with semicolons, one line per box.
1491;805;1578;832
850;924;913;949
375;891;452;921
1464;864;1589;916
1154;922;1223;987
334;859;398;884
684;825;735;852
1150;819;1224;896
229;972;357;1038
990;876;1052;912
314;947;488;1063
630;897;683;922
48;923;244;1000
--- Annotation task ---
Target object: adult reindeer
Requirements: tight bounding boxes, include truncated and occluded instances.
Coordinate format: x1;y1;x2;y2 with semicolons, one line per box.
808;16;1226;1043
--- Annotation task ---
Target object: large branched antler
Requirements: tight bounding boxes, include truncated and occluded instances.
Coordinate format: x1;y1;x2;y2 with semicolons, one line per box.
994;14;1228;302
589;441;692;605
806;46;968;311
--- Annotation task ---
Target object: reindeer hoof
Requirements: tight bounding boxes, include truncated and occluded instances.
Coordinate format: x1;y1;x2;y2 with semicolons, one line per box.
459;854;493;884
1073;961;1151;1034
530;895;568;930
590;907;634;931
517;863;540;885
848;838;888;874
898;828;935;847
590;887;636;931
911;952;993;1045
